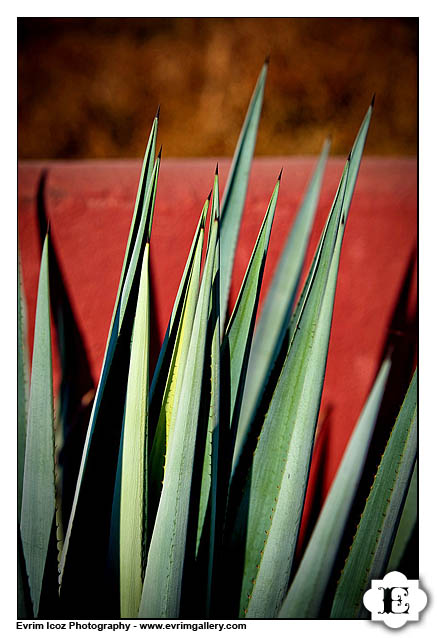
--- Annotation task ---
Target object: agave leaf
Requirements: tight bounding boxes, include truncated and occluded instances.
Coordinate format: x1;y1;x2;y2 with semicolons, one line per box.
149;196;208;406
194;184;220;551
330;369;417;619
196;239;221;618
343;95;374;222
59;152;160;612
223;175;281;441
220;60;268;331
181;189;222;619
112;113;159;333
224;156;349;618
20;234;55;617
278;357;391;619
18;256;30;520
234;140;330;469
139;177;219;618
238;160;349;619
387;461;417;572
230;100;373;617
149;198;208;496
119;243;151;618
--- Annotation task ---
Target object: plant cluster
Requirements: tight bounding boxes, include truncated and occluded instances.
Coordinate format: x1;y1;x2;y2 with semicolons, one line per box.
18;61;417;620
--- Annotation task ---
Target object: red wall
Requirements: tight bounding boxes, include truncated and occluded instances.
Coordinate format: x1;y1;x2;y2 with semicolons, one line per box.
18;157;417;497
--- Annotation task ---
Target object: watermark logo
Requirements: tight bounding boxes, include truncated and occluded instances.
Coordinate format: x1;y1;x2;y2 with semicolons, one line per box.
363;571;427;629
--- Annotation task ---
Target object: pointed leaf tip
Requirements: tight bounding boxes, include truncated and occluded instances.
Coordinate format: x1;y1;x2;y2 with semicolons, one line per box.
215;162;219;176
264;54;270;66
278;167;283;181
207;189;212;202
158;145;163;159
371;93;376;108
156;104;161;120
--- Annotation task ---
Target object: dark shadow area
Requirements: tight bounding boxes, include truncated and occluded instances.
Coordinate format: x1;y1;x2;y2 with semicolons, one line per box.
37;517;62;619
37;171;96;532
17;524;33;619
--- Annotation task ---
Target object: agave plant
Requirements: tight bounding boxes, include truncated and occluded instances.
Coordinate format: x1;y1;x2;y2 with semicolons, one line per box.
18;60;417;620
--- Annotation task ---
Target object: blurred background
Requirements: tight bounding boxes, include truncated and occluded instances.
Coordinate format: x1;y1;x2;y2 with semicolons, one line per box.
18;17;417;159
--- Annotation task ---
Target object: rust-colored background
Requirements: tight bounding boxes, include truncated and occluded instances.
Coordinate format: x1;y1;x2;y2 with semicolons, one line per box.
18;17;417;159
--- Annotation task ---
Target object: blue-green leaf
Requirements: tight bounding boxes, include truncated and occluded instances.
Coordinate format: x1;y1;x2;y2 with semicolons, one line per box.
387;461;417;572
20;234;55;617
220;60;268;331
278;357;391;618
234;140;329;469
223;174;281;440
228;102;373;618
195;193;221;617
330;369;417;618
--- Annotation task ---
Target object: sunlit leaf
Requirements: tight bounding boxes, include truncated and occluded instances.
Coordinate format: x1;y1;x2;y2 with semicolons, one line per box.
139;175;219;618
120;244;151;618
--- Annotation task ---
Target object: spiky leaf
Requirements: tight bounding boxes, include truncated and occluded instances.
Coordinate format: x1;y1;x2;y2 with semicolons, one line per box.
234;140;329;469
20;235;55;617
279;357;391;618
330;369;417;619
120;243;151;618
387;461;417;572
220;60;268;330
139;179;219;618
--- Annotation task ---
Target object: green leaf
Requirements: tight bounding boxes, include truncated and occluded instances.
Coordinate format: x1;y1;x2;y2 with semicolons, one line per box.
194;190;221;617
149;196;208;406
237;161;349;619
224;160;347;617
228;101;373;618
119;243;151;618
20;234;55;617
139;176;219;618
220;60;268;331
18;256;30;520
285;100;373;355
111;113;158;334
149;198;208;498
278;357;391;618
330;369;417;619
387;461;417;572
234;140;330;470
223;174;281;439
59;150;160;608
